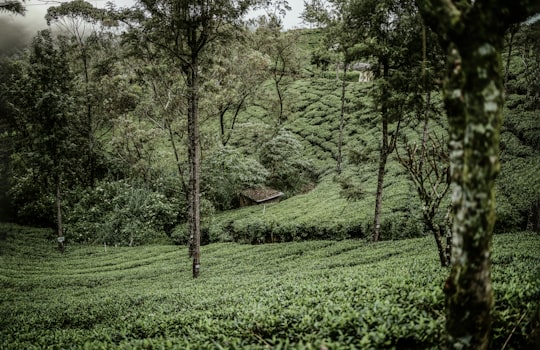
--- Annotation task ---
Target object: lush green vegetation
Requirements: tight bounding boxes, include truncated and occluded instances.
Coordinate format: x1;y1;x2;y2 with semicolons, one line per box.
1;7;538;245
1;1;538;348
1;224;538;349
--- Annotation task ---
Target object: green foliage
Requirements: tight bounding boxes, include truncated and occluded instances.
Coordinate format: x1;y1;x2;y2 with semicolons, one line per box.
259;129;317;194
202;146;268;211
0;225;538;349
108;116;163;181
65;180;180;246
496;150;540;231
1;30;88;226
0;15;537;245
497;21;540;232
6;164;55;227
208;175;422;244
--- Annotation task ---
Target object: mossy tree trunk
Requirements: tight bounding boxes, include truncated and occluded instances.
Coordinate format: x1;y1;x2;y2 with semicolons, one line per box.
415;1;540;348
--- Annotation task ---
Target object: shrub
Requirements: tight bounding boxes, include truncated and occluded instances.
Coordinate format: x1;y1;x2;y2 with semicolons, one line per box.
202;146;268;211
259;129;318;194
65;180;180;246
171;197;215;245
7;166;56;228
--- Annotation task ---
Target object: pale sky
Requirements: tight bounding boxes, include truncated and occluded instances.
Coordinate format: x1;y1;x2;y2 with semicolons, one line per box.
0;0;306;54
0;0;306;48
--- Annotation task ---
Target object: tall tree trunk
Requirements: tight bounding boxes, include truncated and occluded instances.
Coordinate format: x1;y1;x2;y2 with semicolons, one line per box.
275;77;284;125
419;23;429;170
372;147;388;242
81;50;95;188
55;177;64;253
187;55;201;278
415;2;539;345
504;25;518;89
443;41;503;349
336;61;347;174
372;57;391;242
165;117;189;202
412;2;539;347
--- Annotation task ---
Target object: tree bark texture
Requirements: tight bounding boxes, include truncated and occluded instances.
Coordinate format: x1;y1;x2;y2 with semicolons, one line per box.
372;57;394;242
443;38;501;350
415;1;540;348
275;73;284;125
187;55;201;279
372;145;387;243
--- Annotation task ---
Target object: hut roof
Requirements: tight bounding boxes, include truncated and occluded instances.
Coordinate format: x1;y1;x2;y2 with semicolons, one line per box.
241;187;284;203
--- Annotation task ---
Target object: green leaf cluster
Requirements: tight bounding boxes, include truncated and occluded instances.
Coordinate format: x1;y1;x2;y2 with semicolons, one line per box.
65;180;180;245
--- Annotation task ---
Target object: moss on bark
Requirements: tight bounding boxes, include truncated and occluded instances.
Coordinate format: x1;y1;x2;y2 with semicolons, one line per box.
415;1;540;348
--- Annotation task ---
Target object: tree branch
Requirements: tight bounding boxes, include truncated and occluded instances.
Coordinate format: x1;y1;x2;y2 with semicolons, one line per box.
414;0;465;39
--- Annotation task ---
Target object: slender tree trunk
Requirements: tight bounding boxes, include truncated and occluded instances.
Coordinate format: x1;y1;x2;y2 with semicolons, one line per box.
372;57;391;242
425;215;449;267
336;61;347;174
55;177;64;253
224;95;248;146
372;147;388;242
220;94;248;146
419;24;430;170
165;118;189;201
419;94;430;166
219;107;229;143
504;26;517;89
275;77;284;125
81;51;95;188
187;55;201;278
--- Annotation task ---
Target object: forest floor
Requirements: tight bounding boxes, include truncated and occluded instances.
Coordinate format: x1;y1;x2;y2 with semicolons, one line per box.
1;223;539;349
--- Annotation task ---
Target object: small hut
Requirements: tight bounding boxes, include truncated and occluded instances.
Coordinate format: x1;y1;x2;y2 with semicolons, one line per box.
239;187;284;207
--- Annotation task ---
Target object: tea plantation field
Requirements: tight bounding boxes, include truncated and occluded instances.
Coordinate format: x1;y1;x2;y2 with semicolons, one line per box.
1;224;539;349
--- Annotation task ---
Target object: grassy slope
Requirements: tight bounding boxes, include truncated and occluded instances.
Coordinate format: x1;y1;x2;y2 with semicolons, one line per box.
1;224;539;349
201;28;455;242
203;27;537;242
209;75;433;242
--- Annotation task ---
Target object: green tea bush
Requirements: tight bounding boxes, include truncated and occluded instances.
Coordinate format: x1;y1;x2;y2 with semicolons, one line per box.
66;180;179;246
496;132;540;232
170;197;215;245
1;226;538;349
206;169;426;245
208;211;363;244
